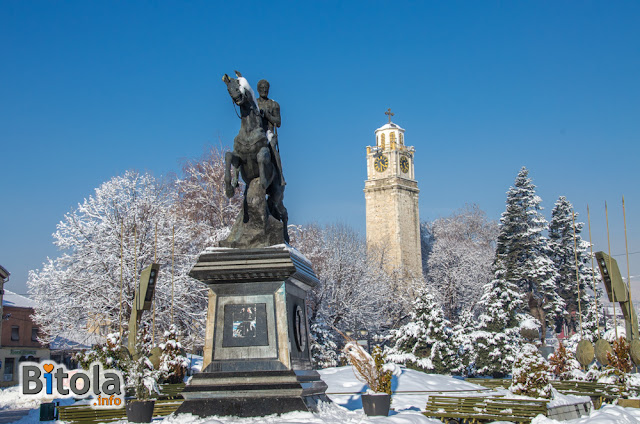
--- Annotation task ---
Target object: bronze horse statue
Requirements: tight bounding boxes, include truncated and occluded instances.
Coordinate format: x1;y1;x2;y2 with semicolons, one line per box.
222;72;289;245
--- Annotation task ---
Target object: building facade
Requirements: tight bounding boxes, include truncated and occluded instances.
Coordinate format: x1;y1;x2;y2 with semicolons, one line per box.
0;290;49;386
364;118;422;277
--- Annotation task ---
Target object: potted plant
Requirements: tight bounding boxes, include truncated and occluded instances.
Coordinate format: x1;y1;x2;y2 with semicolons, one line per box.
343;341;399;416
126;323;162;423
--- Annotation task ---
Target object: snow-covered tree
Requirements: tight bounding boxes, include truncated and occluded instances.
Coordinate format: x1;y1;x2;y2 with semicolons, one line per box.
425;204;497;323
387;289;459;374
510;343;552;398
290;223;398;335
159;324;189;384
548;196;598;338
452;309;475;376
175;146;242;241
471;260;523;377
127;322;162;400
492;167;562;343
309;319;340;369
28;170;230;343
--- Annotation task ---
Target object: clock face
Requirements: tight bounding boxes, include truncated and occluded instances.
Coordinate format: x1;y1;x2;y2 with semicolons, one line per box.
374;155;389;172
400;156;410;173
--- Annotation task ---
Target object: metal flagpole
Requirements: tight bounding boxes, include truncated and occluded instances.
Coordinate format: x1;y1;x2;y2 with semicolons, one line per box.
120;221;124;341
587;205;600;339
572;211;584;337
606;202;618;339
153;222;157;346
623;196;635;340
171;225;175;326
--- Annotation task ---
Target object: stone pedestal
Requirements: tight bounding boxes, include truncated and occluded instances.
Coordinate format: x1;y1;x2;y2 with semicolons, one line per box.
175;245;329;417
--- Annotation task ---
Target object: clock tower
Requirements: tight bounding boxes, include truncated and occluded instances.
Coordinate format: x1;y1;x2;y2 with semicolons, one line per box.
364;111;422;277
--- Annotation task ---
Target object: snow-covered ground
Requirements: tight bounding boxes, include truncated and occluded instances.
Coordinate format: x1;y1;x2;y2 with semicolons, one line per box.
2;366;640;423
319;365;492;412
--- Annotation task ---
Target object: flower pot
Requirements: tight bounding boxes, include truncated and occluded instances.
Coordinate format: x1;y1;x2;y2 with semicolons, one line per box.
126;400;155;423
361;393;391;416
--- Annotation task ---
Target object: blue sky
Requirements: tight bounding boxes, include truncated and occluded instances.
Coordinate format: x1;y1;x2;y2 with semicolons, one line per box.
1;1;639;295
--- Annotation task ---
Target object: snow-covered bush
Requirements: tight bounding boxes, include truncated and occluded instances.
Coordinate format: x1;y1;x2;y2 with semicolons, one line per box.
159;325;189;384
548;341;581;380
386;290;459;374
76;332;130;379
510;343;552;399
127;323;162;400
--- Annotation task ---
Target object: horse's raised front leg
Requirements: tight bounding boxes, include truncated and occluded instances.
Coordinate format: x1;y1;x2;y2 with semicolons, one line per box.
257;146;273;189
224;151;236;198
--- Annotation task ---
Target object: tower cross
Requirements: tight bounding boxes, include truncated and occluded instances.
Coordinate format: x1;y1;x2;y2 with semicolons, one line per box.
385;108;394;123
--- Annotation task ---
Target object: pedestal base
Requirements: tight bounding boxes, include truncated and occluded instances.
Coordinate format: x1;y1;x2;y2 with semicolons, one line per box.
175;245;330;418
175;369;329;417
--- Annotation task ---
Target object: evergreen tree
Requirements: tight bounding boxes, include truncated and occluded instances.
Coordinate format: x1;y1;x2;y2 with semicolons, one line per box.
452;309;474;376
387;289;458;374
548;196;598;338
492;167;562;343
472;261;523;377
309;318;340;368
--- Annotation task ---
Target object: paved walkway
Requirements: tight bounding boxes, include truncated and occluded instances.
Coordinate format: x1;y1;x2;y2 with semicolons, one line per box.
0;408;32;423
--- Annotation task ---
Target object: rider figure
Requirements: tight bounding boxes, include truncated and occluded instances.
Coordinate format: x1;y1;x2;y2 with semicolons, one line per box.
257;79;285;185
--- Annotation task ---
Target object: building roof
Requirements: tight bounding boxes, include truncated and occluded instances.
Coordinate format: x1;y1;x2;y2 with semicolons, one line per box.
375;122;405;132
50;331;105;350
2;290;37;309
0;265;9;281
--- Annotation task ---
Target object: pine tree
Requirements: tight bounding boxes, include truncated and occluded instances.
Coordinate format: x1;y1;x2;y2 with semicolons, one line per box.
472;261;523;377
492;167;562;343
452;309;475;376
309;319;340;369
548;196;598;339
387;290;458;374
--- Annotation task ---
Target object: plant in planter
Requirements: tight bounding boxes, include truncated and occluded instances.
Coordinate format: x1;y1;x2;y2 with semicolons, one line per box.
126;323;162;423
343;341;399;416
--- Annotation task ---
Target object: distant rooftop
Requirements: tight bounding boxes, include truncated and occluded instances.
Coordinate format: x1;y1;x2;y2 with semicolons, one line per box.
3;289;36;309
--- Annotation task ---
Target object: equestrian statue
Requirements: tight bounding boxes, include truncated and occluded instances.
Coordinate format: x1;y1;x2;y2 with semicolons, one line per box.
220;71;289;248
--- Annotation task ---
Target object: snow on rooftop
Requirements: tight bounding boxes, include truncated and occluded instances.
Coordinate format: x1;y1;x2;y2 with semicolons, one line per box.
2;290;36;309
375;122;405;132
49;330;105;350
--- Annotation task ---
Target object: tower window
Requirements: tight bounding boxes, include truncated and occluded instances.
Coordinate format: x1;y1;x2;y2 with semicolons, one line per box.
400;133;404;144
389;132;397;143
380;133;385;149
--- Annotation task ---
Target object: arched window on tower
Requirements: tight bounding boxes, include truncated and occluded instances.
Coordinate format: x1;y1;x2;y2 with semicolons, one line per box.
399;133;404;145
380;133;385;149
389;131;397;143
